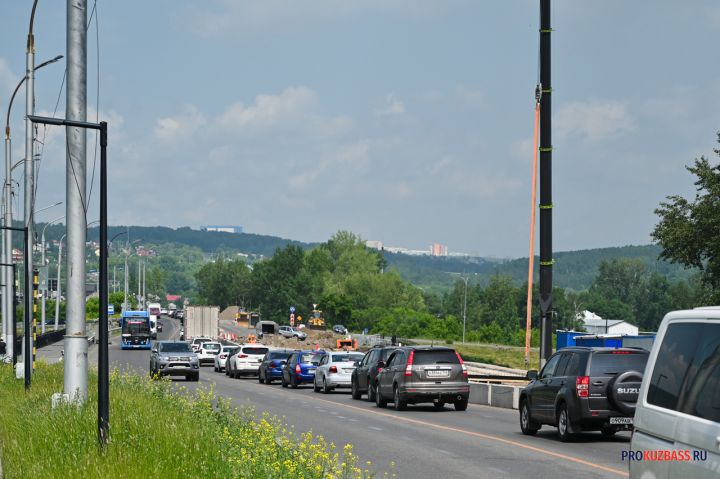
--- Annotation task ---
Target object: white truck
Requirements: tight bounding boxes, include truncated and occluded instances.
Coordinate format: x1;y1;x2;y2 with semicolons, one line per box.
147;302;162;339
185;306;220;340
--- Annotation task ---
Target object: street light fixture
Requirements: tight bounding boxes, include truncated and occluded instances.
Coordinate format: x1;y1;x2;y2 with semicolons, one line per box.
3;54;63;367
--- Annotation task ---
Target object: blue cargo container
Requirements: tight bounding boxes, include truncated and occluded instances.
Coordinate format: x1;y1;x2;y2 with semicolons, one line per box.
556;331;656;351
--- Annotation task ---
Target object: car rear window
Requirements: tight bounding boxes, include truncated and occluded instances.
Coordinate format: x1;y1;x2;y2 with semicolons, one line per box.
268;351;292;360
242;347;269;355
331;354;364;363
589;351;648;376
413;350;459;365
204;343;221;351
303;353;322;363
647;322;720;422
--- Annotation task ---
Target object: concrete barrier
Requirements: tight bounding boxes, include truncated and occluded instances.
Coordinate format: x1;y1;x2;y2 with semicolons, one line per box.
469;382;522;410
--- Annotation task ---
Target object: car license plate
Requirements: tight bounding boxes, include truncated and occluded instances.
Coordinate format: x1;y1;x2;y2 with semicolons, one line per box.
308;368;315;373
426;370;450;378
610;417;633;425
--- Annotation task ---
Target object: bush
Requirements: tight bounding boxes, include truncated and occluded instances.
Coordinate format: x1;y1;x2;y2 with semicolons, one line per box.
0;363;378;479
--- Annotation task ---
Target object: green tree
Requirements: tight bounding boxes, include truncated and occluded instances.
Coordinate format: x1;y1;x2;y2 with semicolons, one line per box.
653;136;720;300
196;258;252;309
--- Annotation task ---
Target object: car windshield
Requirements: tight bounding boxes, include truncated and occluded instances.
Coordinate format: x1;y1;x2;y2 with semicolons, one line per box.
413;350;460;365
122;321;149;336
589;351;648;375
331;353;364;363
159;342;191;353
242;347;269;355
204;343;221;351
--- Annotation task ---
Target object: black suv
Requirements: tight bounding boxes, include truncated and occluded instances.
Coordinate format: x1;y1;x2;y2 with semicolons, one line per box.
350;346;399;402
519;347;649;441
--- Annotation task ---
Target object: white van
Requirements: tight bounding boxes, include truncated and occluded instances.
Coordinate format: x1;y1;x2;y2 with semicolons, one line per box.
630;307;720;478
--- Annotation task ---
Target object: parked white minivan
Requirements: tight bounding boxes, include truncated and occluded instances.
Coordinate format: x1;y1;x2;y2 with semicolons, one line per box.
630;307;720;478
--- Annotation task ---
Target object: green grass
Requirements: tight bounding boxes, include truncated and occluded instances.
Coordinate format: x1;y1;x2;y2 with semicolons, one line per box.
0;363;382;479
452;343;541;370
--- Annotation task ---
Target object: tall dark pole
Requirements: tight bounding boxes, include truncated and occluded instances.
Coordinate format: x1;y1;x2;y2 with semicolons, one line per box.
538;0;553;366
98;121;109;446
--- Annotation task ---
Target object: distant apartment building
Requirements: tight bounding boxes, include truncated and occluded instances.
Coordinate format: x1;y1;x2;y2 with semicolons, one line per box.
203;225;243;234
430;243;448;257
365;240;383;251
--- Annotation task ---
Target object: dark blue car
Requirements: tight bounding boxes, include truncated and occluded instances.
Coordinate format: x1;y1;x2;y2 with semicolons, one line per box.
258;349;296;384
282;350;326;388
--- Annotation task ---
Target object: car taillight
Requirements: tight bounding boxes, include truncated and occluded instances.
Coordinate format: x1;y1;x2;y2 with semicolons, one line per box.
612;351;631;354
295;364;301;374
329;365;338;373
220;354;226;359
404;350;415;376
456;351;468;378
239;354;248;358
269;361;277;368
576;376;589;398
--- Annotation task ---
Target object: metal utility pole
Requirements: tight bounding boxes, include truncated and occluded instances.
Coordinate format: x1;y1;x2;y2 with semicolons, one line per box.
538;0;553;366
137;259;141;307
123;250;128;312
23;0;38;375
41;216;63;334
462;276;468;344
142;260;146;310
113;265;116;293
64;0;88;402
55;234;66;330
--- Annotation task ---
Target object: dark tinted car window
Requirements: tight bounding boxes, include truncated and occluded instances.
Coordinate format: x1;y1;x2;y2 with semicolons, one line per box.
413;350;459;366
563;353;582;377
648;323;720;422
242;347;269;355
268;351;292;360
589;351;648;376
555;353;571;377
381;348;398;361
540;353;561;379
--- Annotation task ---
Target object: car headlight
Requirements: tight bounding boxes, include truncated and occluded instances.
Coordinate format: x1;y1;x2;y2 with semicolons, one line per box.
161;356;171;361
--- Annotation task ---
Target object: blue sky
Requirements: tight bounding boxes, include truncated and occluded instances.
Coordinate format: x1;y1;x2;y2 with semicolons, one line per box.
2;1;720;257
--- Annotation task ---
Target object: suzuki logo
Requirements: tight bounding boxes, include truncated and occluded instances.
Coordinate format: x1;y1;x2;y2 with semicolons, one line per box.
617;387;639;394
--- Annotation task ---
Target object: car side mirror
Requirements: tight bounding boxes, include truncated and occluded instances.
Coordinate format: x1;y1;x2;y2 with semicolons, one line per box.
353;361;360;367
280;360;287;366
526;370;538;380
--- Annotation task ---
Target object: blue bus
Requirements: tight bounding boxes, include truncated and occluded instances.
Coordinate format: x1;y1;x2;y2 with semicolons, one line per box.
120;311;152;350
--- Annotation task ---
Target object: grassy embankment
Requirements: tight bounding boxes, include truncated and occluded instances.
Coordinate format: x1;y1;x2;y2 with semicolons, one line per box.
0;363;383;479
452;343;540;370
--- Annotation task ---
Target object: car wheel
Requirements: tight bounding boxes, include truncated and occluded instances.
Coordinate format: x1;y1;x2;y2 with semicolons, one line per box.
454;398;469;411
323;377;331;394
367;380;376;403
393;385;407;411
313;376;321;393
351;379;361;400
191;373;199;382
282;375;289;388
520;400;539;435
214;365;219;373
225;365;229;376
557;403;573;442
258;370;265;384
375;382;387;408
290;374;299;389
600;426;617;438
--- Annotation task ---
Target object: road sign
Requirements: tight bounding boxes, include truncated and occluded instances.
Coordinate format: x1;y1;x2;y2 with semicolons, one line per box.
289;306;295;313
108;304;115;315
290;313;295;326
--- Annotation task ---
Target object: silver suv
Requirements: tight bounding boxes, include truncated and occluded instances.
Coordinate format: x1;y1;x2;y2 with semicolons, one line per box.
630;307;720;478
374;346;470;411
149;340;199;381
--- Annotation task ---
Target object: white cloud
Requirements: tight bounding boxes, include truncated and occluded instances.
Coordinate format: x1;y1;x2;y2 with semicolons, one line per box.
154;105;206;143
289;140;369;191
556;98;634;143
375;92;405;117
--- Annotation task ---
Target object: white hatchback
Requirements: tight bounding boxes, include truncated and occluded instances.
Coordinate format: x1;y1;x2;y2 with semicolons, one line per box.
630;307;720;479
227;344;270;378
214;345;239;372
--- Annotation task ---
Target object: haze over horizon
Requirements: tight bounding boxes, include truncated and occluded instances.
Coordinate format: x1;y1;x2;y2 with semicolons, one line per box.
3;1;720;257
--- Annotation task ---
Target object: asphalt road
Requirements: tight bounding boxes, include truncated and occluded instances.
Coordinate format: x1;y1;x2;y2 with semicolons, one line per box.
109;318;632;479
